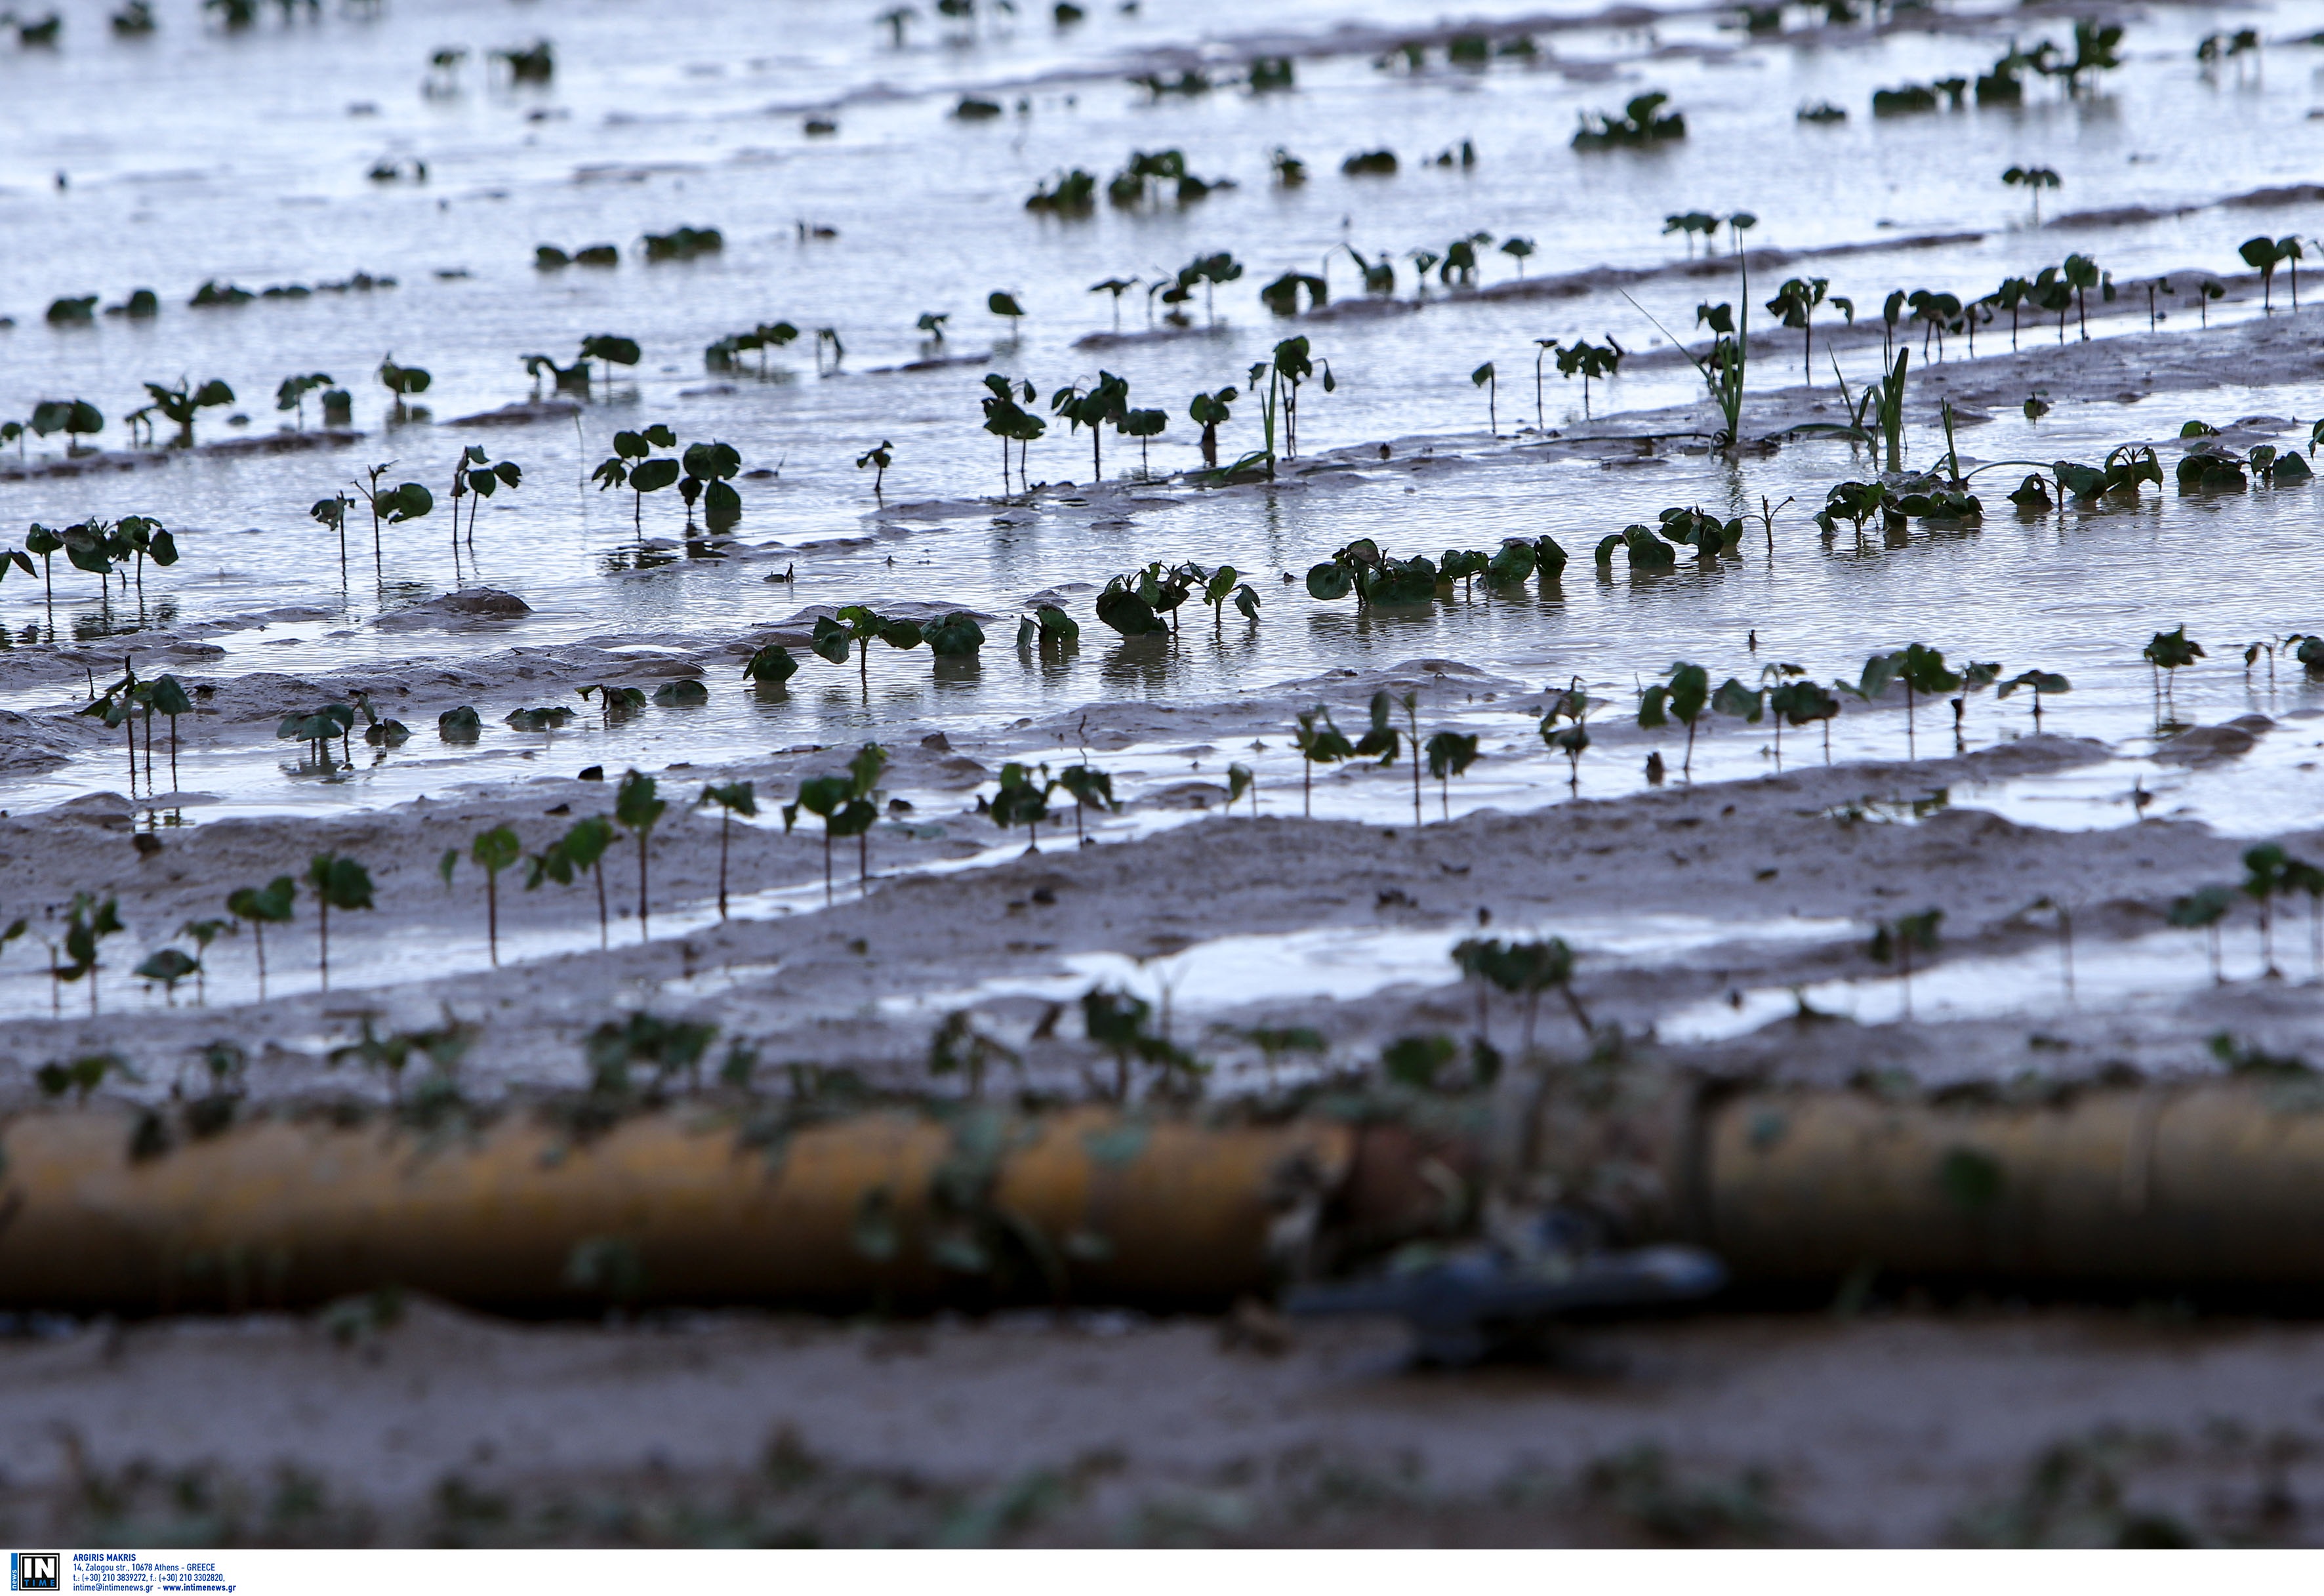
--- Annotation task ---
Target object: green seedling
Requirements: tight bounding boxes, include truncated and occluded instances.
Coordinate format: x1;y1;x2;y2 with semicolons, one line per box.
1291;706;1352;817
176;918;230;1005
451;447;522;546
1764;277;1827;386
277;702;355;769
1050;371;1130;481
677;439;744;531
928;1011;1024;1100
1351;690;1414;821
614;769;666;939
1088;276;1140;331
2240;236;2302;314
2241;843;2291;977
1573;91;1685;148
1118;405;1167;475
641;225;722;261
1025;168;1096;215
2142;625;2203;713
36;1054;134;1104
2170;884;2233;983
1424;731;1480;819
1471;361;1498;435
1259;270;1326;316
526;814;617;949
141;670;194;788
493;39;554;83
1080;985;1202;1101
2003;165;2060;226
1188;386;1237;468
355;693;409;749
52;892;125;1015
979;375;1045;495
989;290;1027;338
1015;604;1079;653
275;372;335;430
696;781;756;919
1770;678;1841;762
523;352;590;394
1539;678;1592;791
1226;760;1257;817
30;398;104;452
225;875;295;996
1056;758;1118;846
578;333;640;397
1868;908;1942;1018
784;767;876;903
914;312;950;346
1201;564;1259;631
1453;935;1591;1057
439;825;521;965
591;424;679;533
984;759;1054;853
111;514;177;601
579;682;648;724
742;645;799;690
305;851;375;991
377;355;430;419
438;705;481;742
331;1014;476;1109
354;463;433;575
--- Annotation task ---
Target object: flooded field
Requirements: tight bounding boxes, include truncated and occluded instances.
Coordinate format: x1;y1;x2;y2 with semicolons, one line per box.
9;0;2324;1551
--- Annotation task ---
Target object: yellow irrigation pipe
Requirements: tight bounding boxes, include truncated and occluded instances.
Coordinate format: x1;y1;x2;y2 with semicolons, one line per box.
7;1078;2323;1313
0;1107;1354;1313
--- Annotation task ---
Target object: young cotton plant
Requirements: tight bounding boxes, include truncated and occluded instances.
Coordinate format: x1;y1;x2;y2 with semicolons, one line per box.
784;745;886;901
696;781;756;920
1291;706;1354;817
1538;679;1592;791
440;825;521;966
525;815;618;949
985;760;1055;853
592;424;680;534
225;876;295;997
306;852;375;991
615;769;666;939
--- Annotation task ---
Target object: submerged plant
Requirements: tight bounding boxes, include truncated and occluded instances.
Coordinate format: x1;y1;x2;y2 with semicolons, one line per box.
1539;679;1592;791
2170;884;2233;983
1637;661;1711;773
1572;91;1685;149
2142;624;2204;712
377;355;430;419
275;371;335;430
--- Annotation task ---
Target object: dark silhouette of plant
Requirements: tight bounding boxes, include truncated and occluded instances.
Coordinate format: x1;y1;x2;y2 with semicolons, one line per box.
1425;731;1479;818
2241;843;2291;977
306;852;375;990
2170;884;2232;983
1050;371;1130;481
979;375;1045;494
2241;236;2302;314
578;333;641;396
451;448;521;546
785;750;882;901
276;372;335;430
1573;91;1684;148
1771;677;1842;761
1471;361;1498;434
354;462;433;576
526;814;617;949
1869;908;1942;1018
1539;680;1593;792
742;645;799;690
614;769;666;939
439;825;520;965
30;398;103;452
1188;386;1236;466
225;875;294;996
1056;757;1118;845
2142;625;2203;714
1454;935;1591;1058
984;759;1054;853
2003;165;2060;225
697;781;756;919
1764;277;1827;386
377;355;430;419
591;424;679;533
989;289;1027;339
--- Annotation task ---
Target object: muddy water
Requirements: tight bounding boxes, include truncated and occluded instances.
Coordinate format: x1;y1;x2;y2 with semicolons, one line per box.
1;0;2323;1014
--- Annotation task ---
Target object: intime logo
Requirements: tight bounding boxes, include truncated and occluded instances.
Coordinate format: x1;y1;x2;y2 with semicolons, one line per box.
9;1553;58;1592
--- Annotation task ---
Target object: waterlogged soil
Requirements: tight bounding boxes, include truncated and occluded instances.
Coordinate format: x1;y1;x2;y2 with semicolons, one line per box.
8;0;2324;1549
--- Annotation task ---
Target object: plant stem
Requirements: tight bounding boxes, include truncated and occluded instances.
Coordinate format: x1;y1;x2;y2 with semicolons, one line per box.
317;898;329;991
636;833;651;941
486;869;499;966
718;812;730;920
594;859;608;949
